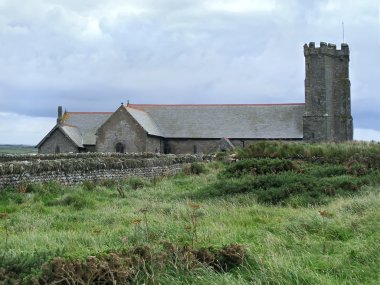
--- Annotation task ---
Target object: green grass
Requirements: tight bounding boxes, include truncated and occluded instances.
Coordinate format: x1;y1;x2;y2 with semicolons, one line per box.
0;144;37;154
0;163;379;284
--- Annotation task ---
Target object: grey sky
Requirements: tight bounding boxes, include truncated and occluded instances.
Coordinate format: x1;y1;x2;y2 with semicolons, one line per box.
0;0;379;144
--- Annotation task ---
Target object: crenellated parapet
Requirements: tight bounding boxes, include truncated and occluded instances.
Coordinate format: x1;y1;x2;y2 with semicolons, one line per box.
303;41;352;142
304;42;349;58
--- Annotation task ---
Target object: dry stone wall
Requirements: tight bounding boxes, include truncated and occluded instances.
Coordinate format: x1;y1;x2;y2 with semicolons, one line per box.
0;152;165;163
0;153;204;189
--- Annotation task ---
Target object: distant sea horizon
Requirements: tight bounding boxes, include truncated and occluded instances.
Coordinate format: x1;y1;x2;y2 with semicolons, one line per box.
0;144;37;154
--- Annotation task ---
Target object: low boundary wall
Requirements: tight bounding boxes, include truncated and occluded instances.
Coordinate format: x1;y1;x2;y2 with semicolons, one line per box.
0;153;204;189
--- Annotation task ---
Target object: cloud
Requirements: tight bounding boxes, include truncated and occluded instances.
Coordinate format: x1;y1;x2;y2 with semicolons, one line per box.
0;112;55;144
0;0;379;143
354;128;380;142
204;0;277;13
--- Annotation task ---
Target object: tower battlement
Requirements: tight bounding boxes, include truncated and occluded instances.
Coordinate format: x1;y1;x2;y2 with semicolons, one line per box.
303;42;352;142
304;42;349;58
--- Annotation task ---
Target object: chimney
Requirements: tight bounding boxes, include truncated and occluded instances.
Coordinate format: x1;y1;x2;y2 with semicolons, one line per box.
57;106;63;124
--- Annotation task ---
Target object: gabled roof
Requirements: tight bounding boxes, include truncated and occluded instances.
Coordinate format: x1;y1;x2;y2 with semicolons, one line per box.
125;107;162;136
36;112;112;148
62;112;112;145
127;104;305;139
60;125;83;147
38;103;305;150
36;124;84;148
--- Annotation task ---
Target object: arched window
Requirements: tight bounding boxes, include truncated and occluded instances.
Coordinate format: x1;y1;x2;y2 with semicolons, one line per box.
55;145;60;154
115;142;125;153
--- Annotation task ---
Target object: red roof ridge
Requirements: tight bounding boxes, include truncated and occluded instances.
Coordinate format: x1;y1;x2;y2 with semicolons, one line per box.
124;105;148;114
67;112;113;114
128;103;305;108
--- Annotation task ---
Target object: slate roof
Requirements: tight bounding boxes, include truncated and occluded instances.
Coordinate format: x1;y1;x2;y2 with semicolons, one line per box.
36;112;112;148
60;125;84;147
38;103;305;149
126;107;162;136
62;112;112;145
127;104;305;139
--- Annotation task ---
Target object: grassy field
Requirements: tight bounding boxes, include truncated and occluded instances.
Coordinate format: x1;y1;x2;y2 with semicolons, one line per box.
0;142;379;284
0;145;37;154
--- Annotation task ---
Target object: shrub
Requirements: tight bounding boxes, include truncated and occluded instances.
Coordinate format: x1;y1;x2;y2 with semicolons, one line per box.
33;243;247;284
320;175;362;192
236;141;380;169
220;158;298;178
304;164;347;177
82;180;97;191
24;181;64;195
207;169;367;206
346;161;369;176
97;179;122;188
126;177;148;190
183;162;208;175
193;244;247;272
46;193;95;209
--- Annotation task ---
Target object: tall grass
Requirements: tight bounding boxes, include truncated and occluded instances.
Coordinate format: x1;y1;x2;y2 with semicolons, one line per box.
0;147;379;284
237;141;380;168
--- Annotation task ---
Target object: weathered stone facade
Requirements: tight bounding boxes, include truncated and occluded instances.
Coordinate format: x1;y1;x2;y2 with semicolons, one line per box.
96;107;162;153
303;42;353;142
37;42;353;154
164;138;268;154
165;139;220;154
38;128;78;154
97;107;146;153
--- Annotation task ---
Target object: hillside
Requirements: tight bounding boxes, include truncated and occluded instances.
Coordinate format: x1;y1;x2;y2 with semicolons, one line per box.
0;142;379;284
0;145;37;154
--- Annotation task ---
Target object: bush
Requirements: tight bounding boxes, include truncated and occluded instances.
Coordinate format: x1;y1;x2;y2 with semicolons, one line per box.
126;177;148;190
24;181;64;195
183;162;208;175
220;158;298;178
236;141;380;169
193;244;247;272
33;243;246;284
207;169;367;206
99;179;121;188
346;161;369;176
320;175;362;192
82;180;97;191
46;193;95;209
304;164;347;177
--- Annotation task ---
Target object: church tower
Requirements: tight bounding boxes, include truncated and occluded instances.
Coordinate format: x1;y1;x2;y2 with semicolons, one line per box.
303;42;353;142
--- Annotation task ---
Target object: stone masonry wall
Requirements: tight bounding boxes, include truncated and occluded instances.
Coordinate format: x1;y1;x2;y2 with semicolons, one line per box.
166;139;221;154
0;152;168;163
96;106;148;153
0;153;203;189
39;128;78;154
303;42;352;142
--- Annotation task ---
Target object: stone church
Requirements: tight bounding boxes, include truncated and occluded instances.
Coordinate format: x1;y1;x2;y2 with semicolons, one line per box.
37;42;353;154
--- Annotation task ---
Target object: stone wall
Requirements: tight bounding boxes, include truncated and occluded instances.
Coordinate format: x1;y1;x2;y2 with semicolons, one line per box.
303;42;353;142
146;136;163;153
96;106;149;153
164;138;301;154
38;128;78;154
0;153;203;189
165;138;255;154
0;152;166;163
165;139;221;154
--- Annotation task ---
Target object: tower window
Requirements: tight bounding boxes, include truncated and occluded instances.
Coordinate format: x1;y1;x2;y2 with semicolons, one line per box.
193;145;198;154
115;142;125;153
55;145;60;154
